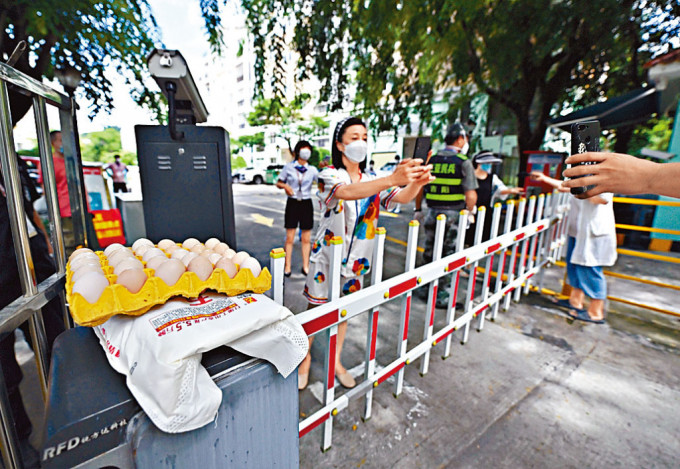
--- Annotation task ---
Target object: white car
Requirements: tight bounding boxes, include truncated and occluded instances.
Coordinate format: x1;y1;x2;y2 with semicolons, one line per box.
232;167;266;184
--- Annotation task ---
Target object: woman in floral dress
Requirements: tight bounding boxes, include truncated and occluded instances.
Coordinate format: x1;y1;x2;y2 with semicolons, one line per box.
298;116;434;389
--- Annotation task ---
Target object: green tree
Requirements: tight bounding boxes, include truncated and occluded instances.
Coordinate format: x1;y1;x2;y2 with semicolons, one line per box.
241;0;679;177
2;0;226;126
80;127;123;162
247;95;311;151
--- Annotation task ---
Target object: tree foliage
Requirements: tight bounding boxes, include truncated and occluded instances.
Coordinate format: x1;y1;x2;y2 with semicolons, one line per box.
242;0;680;174
2;0;226;126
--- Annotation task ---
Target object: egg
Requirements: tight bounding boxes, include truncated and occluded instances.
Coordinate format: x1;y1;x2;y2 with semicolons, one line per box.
72;271;109;304
190;244;207;254
231;251;250;266
142;248;166;263
70;253;101;271
69;247;94;263
146;256;168;271
204;238;221;250
164;244;180;254
239;257;262;277
208;253;222;266
157;239;176;251
134;244;154;257
71;264;105;284
131;238;153;251
170;248;190;261
223;249;236;259
187;256;214;281
182;238;200;250
116;268;147;294
213;243;230;255
71;259;103;274
199;249;214;258
113;257;144;276
107;248;135;267
155;259;186;286
180;252;198;267
215;257;238;278
103;243;125;257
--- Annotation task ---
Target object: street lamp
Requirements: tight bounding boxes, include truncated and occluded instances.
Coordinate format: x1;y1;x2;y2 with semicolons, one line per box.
55;65;82;96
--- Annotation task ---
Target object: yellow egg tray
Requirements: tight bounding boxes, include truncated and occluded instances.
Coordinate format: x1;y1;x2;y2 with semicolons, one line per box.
66;253;271;327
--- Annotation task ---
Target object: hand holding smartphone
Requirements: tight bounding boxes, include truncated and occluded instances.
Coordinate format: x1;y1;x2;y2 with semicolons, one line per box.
569;121;600;195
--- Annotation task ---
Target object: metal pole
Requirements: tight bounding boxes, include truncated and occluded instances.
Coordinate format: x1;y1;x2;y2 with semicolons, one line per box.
477;203;501;331
461;206;485;344
269;248;285;304
0;82;50;395
364;228;386;421
504;198;525;311
33;96;71;329
394;220;419;397
420;215;446;376
443;210;467;358
514;196;536;302
492;201;515;320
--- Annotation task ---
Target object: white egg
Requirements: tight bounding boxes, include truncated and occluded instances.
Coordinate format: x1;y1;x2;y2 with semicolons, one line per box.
215;257;238;278
190;244;207;254
70;253;101;271
164;244;180;254
223;249;236;259
69;247;94;263
181;252;198;267
208;253;222;266
131;238;153;251
157;239;176;251
113;257;144;276
72;271;109;304
182;238;200;250
170;248;190;261
239;257;262;277
134;244;154;257
103;243;125;257
204;238;221;250
71;264;105;283
154;259;186;286
213;243;230;255
71;260;103;276
116;268;148;294
187;256;214;281
142;248;166;263
231;251;250;266
200;249;215;258
107;248;135;267
146;256;168;271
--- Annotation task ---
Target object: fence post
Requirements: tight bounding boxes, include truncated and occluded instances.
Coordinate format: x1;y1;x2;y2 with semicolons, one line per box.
538;192;554;293
443;210;468;358
514;196;536;302
524;194;545;294
394;220;419;397
321;236;343;451
504;198;526;310
492;202;515;320
477;203;502;332
269;248;285;304
461;207;486;344
363;227;386;421
420;215;446;376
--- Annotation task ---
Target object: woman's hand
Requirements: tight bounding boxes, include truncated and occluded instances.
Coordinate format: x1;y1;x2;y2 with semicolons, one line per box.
284;185;295;197
388;159;432;187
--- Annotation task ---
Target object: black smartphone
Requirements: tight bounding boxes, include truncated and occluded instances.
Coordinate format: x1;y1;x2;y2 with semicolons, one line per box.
569;121;600;195
413;136;431;160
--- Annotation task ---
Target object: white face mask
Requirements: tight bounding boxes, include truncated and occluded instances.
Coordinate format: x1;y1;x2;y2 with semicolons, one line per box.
460;141;469;155
343;140;368;163
299;148;312;160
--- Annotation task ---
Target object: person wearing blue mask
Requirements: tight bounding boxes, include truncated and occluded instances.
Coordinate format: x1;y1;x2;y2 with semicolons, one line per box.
276;140;319;277
465;151;524;245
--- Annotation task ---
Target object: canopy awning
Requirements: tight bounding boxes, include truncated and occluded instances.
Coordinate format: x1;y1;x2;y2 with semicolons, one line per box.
549;87;659;132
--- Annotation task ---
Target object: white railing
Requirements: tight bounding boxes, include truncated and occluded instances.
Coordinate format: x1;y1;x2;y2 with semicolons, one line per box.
270;191;571;451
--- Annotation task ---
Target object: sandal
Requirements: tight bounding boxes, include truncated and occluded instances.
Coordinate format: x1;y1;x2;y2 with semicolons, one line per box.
570;309;605;324
284;271;292;278
298;372;309;390
301;267;309;276
555;298;586;315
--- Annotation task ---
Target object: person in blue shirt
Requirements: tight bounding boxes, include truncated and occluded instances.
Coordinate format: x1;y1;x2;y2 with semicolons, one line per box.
276;141;319;277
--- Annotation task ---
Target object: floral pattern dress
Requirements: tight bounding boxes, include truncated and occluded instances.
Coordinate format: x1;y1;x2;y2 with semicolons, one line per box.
303;167;401;304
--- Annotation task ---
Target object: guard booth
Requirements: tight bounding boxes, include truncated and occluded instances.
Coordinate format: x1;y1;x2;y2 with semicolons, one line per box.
0;53;298;469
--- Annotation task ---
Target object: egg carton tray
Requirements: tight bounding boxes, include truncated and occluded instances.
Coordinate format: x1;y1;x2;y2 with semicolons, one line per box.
66;253;271;327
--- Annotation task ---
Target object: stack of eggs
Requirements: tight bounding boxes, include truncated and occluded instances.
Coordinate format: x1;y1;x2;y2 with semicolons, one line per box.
67;237;263;305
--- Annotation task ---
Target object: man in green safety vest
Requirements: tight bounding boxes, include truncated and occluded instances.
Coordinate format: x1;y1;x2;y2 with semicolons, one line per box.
415;123;478;307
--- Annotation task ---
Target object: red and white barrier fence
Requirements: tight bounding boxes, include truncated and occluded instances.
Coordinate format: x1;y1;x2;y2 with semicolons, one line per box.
269;191;571;451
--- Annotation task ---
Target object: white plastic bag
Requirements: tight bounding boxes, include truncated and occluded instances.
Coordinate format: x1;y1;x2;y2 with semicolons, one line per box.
94;292;308;433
